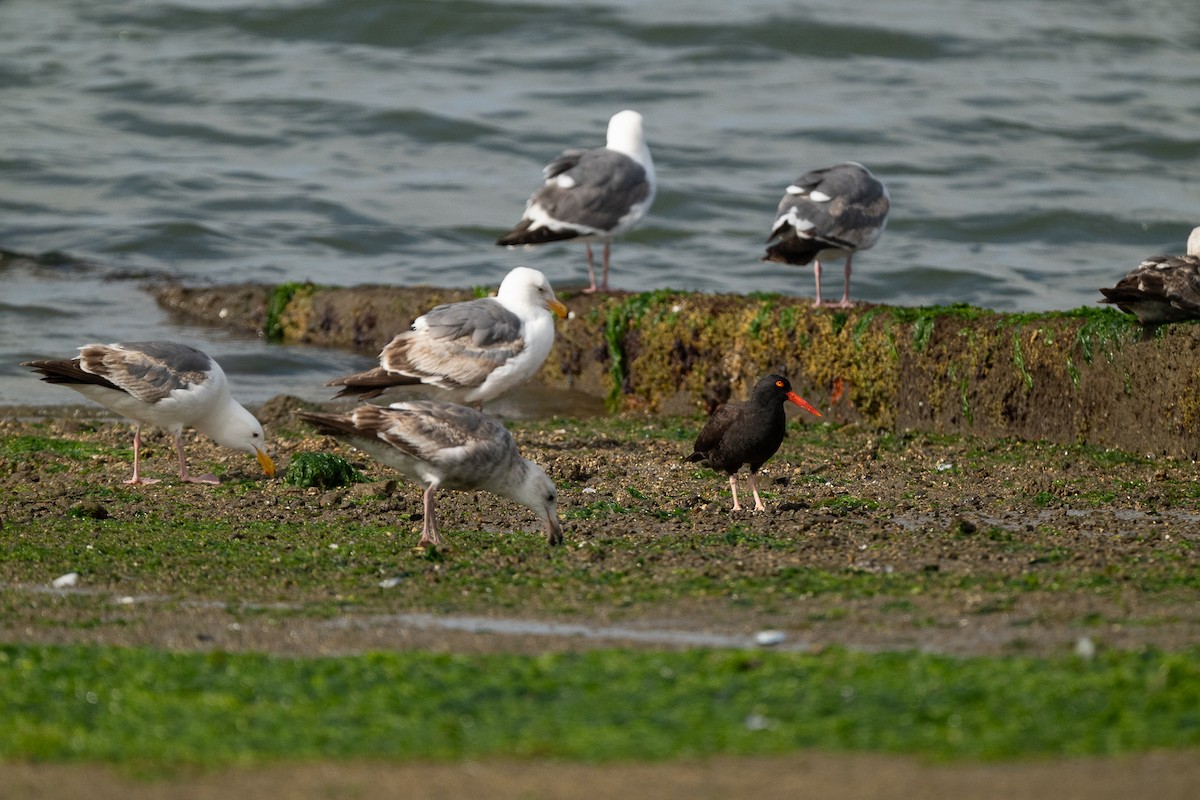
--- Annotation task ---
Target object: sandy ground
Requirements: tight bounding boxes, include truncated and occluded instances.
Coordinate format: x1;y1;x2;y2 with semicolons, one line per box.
5;751;1200;800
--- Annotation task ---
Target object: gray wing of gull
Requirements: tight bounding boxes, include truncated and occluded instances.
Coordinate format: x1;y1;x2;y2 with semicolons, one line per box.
767;163;890;255
1099;255;1200;323
380;298;525;389
79;341;215;404
527;147;650;232
356;401;519;482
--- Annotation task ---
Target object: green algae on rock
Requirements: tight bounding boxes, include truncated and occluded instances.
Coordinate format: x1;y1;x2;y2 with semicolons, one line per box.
154;281;1200;456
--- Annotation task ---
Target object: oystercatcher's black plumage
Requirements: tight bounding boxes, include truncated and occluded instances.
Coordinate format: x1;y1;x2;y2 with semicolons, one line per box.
686;374;821;512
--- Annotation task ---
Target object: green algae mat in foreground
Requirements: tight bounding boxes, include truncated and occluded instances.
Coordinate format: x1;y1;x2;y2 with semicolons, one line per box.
1;644;1198;766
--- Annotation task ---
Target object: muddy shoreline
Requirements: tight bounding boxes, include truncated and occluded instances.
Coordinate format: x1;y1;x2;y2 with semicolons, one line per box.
4;398;1198;658
5;398;1200;798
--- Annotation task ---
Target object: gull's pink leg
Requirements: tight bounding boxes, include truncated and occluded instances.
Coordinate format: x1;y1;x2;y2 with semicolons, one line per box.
812;259;824;307
747;472;766;512
418;483;441;547
834;254;855;308
175;431;219;484
598;241;612;293
583;243;599;294
124;427;161;486
729;474;742;512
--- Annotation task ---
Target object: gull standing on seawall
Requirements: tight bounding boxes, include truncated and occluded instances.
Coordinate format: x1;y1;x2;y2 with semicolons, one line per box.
686;374;822;513
21;341;275;485
1099;226;1200;324
763;162;890;308
298;401;563;549
326;266;568;407
497;110;656;294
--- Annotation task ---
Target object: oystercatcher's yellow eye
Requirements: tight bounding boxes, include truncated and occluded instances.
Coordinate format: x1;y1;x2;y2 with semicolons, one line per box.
775;380;784;388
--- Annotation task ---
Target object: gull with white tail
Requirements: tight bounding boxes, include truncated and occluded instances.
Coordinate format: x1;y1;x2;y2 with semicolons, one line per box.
497;110;656;293
764;162;890;308
22;341;275;485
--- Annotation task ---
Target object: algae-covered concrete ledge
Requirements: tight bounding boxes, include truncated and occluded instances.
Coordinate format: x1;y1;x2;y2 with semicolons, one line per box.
154;281;1200;458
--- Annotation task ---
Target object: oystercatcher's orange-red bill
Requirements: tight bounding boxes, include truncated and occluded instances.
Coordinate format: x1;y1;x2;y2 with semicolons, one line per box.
786;391;822;417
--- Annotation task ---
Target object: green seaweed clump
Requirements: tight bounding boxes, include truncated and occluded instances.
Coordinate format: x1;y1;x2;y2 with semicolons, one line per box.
263;282;314;343
284;452;365;489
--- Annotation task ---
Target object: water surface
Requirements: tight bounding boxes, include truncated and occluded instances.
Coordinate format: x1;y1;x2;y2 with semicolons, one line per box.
2;0;1197;404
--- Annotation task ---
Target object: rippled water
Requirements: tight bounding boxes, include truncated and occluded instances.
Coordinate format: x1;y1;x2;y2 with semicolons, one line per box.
2;0;1198;405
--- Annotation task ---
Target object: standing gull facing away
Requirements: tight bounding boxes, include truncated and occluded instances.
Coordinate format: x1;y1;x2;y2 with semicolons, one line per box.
1099;226;1200;324
497;110;656;293
763;162;890;308
326;266;567;406
686;374;821;512
21;341;275;485
298;401;563;549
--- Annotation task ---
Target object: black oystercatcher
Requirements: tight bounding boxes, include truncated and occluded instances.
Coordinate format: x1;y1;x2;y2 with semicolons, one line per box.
21;341;275;485
1099;226;1200;324
763;162;890;308
298;401;563;548
497;110;656;294
686;374;822;512
325;267;567;406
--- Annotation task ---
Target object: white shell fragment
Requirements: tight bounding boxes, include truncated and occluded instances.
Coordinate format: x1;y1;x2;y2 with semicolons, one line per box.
1075;636;1097;660
754;629;787;647
51;572;79;589
744;713;772;731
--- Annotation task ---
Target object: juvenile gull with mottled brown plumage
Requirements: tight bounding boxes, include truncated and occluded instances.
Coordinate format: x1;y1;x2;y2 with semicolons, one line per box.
497;110;656;293
763;162;890;308
326;266;567;407
1100;226;1200;324
21;341;275;485
298;401;563;549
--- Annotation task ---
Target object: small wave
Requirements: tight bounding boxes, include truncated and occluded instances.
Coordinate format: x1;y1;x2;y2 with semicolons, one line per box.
114;0;594;48
96;110;277;148
0;248;104;276
0;301;75;319
631;16;962;61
